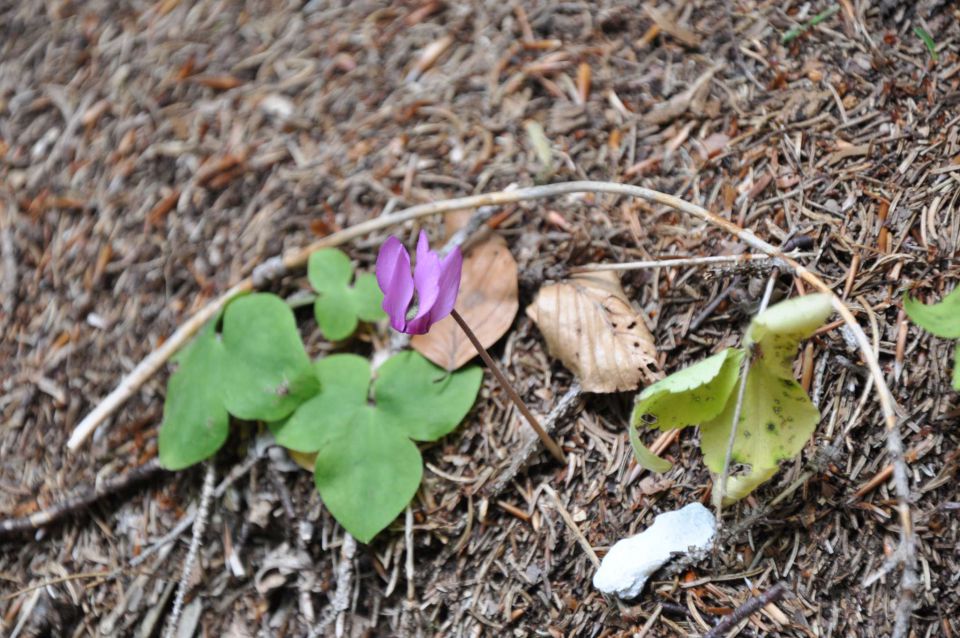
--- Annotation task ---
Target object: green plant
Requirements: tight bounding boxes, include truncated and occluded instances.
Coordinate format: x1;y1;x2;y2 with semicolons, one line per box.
271;353;481;541
159;292;318;470
629;294;833;504
308;248;386;340
904;286;960;390
914;26;938;62
157;248;481;542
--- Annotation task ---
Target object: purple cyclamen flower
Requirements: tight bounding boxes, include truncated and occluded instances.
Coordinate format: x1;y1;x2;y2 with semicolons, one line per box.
376;230;463;335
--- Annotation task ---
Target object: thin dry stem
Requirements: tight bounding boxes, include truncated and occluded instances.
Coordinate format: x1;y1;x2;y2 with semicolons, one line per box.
541;484;600;568
714;270;778;519
570;252;813;273
703;581;789;638
163;461;216;638
310;533;357;637
0;458;164;537
450;308;566;464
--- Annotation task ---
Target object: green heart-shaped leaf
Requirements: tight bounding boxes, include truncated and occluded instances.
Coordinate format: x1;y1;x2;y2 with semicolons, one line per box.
314;285;359;343
904;288;960;391
354;273;387;322
313;406;423;543
220;293;319;421
275;350;481;540
270;354;370;452
308;247;353;289
374;351;483;441
158;320;229;470
309;248;386;340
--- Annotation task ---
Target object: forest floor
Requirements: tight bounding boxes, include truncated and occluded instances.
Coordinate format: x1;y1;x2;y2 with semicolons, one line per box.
2;1;960;636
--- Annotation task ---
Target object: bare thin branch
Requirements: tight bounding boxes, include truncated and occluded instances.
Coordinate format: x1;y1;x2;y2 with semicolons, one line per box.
163;461;216;638
714;269;778;519
570;252;813;273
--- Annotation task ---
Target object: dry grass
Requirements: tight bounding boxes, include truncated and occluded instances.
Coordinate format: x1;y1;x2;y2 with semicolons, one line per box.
2;1;959;636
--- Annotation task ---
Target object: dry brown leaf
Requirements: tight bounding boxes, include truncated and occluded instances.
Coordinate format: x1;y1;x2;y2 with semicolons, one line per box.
289;450;316;472
411;234;519;371
526;271;660;393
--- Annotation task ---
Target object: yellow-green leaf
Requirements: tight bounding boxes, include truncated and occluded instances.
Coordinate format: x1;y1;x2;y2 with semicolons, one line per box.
628;424;672;473
712;465;779;507
746;293;832;378
631;348;744;430
700;359;820;475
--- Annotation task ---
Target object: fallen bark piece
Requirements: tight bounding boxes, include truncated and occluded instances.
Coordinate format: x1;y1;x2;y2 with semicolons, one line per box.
593;502;715;599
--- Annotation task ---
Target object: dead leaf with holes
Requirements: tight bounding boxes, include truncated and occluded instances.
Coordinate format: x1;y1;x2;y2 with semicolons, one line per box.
526;271;660;393
411;232;519;370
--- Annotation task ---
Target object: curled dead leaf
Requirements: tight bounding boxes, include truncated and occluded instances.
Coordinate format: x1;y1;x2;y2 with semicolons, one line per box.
411;234;519;370
526;271;660;393
289;449;316;472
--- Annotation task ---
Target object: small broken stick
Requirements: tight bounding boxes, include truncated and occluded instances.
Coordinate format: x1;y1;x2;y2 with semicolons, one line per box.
0;459;167;538
702;581;789;638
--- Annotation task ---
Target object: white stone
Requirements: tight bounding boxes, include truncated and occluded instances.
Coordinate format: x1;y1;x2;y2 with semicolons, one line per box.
260;94;294;120
593;502;716;599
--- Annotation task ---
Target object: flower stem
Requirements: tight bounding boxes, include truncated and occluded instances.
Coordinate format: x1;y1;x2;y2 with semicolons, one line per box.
449;309;566;464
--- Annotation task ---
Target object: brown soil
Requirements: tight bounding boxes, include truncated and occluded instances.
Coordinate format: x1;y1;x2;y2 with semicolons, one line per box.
2;1;959;636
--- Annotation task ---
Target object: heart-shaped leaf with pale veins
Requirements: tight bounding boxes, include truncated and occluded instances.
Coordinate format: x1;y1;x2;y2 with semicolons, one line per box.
526;271;660;393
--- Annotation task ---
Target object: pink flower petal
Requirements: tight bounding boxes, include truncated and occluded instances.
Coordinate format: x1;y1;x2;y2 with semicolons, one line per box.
429;246;462;322
403;314;433;335
376;236;414;331
410;230;441;324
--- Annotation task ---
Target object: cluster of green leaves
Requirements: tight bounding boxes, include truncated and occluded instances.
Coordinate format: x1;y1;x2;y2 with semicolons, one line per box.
158;249;482;542
629;294;833;505
308;248;386;340
271;353;480;541
904;287;960;391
